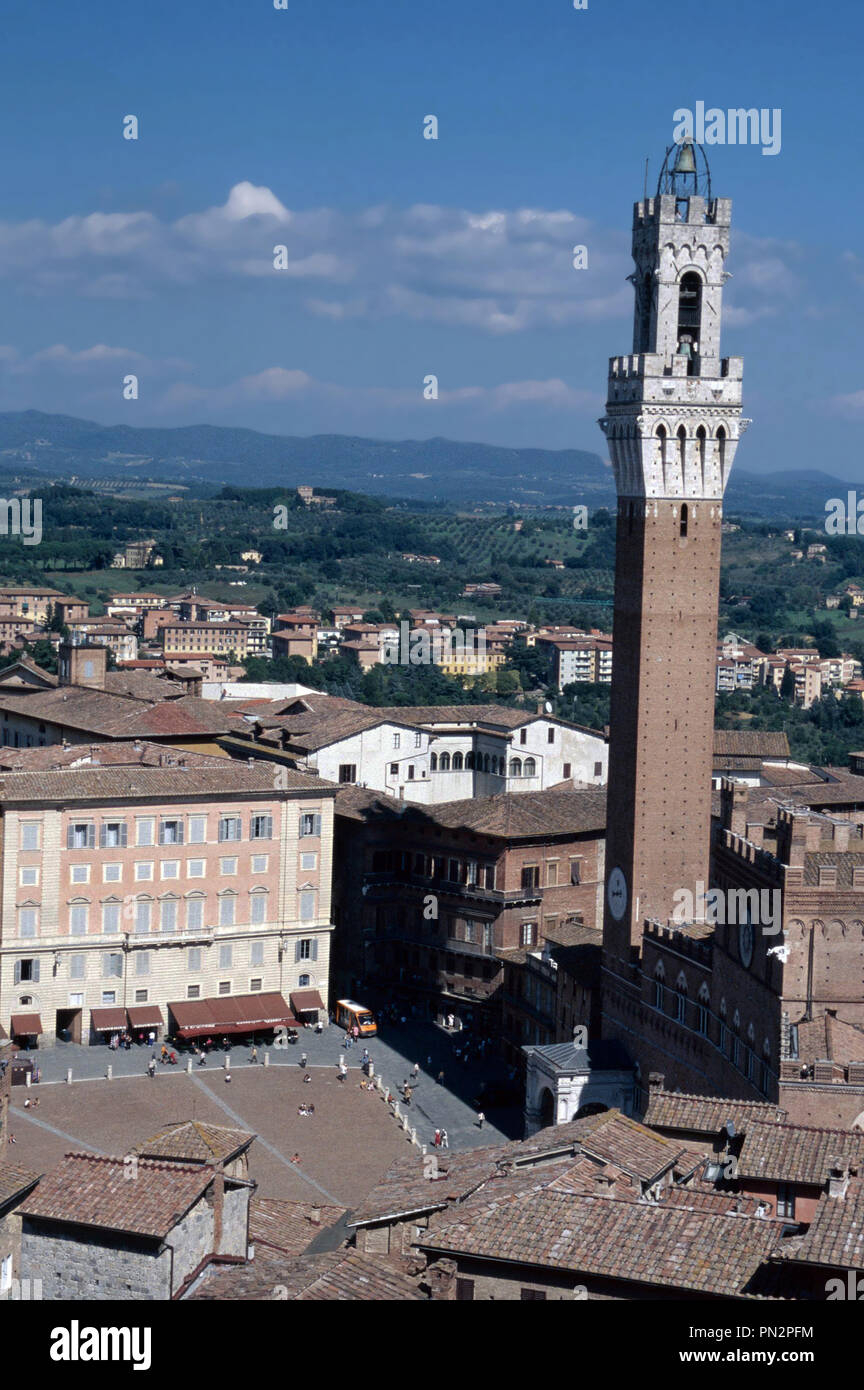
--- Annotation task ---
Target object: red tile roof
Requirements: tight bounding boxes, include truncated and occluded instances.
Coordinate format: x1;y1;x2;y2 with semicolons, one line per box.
20;1153;213;1238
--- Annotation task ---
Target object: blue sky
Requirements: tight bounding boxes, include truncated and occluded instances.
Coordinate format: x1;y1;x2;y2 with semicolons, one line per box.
1;0;862;476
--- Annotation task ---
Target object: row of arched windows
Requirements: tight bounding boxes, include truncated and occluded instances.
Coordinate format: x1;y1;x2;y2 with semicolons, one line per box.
430;752;537;777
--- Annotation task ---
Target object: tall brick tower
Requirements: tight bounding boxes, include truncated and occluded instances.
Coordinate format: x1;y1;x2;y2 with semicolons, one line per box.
599;139;749;972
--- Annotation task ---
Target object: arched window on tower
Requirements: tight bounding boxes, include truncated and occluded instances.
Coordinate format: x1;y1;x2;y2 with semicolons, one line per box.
675;971;687;1023
697;983;710;1035
677;425;687;480
636;271;653;353
655;425;667;493
653;962;665;1011
746;1022;756;1081
717;426;727;479
696;425;707;483
679;503;688;538
677;271;702;374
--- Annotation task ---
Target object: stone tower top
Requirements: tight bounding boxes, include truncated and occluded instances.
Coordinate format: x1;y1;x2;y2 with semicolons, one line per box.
598;141;749;501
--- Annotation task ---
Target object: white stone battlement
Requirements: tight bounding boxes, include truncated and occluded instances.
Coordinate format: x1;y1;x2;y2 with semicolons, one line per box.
633;194;733;229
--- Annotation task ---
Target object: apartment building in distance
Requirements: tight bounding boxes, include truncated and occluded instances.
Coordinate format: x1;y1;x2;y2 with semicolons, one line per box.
0;746;336;1047
175;597;270;654
160;620;252;662
68;618;139;663
530;628;613;688
0;588;81;624
272;611;319;664
106;592;169;620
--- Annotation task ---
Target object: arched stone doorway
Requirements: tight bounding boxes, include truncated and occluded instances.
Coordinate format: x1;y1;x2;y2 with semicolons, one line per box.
538;1086;555;1128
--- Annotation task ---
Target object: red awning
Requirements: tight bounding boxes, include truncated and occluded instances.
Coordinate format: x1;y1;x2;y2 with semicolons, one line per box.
169;993;297;1037
168;999;222;1038
10;1013;42;1036
127;1005;165;1029
90;1007;127;1032
290;989;325;1015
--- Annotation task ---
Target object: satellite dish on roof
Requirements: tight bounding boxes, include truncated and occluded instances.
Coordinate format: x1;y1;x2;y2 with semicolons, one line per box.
725;1120;736;1139
545;701;553;713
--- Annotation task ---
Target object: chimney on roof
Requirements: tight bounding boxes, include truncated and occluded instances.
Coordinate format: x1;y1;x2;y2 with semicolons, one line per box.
827;1159;851;1199
308;1205;321;1226
648;1072;665;1093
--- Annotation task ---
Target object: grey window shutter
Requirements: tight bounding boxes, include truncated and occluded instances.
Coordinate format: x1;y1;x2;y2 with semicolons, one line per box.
32;959;40;983
177;821;184;844
264;814;273;839
294;940;302;963
14;960;20;984
66;827;74;849
121;823;128;848
299;815;306;837
311;939;318;962
314;814;322;836
99;825;107;849
87;824;96;849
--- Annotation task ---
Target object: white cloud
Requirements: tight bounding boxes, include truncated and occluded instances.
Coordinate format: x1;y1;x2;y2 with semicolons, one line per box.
0;187;807;337
157;366;600;417
829;389;864;418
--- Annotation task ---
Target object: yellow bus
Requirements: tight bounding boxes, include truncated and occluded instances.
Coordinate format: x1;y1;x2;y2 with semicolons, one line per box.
335;999;377;1036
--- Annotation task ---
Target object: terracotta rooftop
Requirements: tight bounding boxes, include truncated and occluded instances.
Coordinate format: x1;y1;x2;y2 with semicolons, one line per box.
0;759;330;803
557;1110;684;1183
0;1162;41;1209
350;1113;688;1228
420;1187;784;1297
416;788;607;839
643;1089;787;1136
249;1197;347;1256
0;685;238;739
19;1152;214;1238
0;740;226;773
713;730;791;758
795;1011;864;1065
189;1248;424;1301
737;1122;864;1187
131;1120;254;1165
334;785;608;840
775;1175;864;1270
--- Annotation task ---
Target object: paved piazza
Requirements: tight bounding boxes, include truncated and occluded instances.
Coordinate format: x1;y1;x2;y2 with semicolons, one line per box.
6;1021;520;1206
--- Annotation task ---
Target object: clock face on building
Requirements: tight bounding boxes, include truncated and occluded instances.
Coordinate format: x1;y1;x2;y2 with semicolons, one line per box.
607;867;628;921
738;919;754;969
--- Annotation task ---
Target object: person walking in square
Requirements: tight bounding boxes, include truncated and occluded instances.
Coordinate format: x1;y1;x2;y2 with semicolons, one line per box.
440;1129;449;1149
477;1111;485;1129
